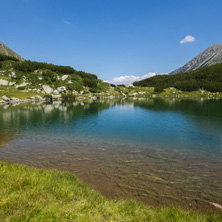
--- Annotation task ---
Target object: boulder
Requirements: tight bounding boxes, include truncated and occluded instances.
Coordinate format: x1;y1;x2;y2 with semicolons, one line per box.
43;85;53;94
2;95;10;101
52;94;62;99
61;75;69;81
53;90;59;95
38;77;43;80
0;79;9;86
68;80;72;84
9;82;16;86
72;90;79;94
9;72;16;78
11;97;20;102
57;86;66;93
16;82;29;88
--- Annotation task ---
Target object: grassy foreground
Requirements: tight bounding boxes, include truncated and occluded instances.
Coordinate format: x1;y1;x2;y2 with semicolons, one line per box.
0;162;221;222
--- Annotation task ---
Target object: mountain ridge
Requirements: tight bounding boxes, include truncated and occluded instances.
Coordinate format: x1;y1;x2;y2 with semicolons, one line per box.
170;44;222;74
0;41;25;61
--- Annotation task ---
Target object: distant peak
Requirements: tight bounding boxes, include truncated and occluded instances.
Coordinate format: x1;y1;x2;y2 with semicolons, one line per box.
0;41;24;61
170;44;222;74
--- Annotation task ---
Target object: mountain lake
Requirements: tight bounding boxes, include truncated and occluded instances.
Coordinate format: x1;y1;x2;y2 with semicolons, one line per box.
0;98;221;211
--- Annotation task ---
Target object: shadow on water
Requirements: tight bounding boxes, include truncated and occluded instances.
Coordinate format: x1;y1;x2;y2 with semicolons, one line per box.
0;98;221;211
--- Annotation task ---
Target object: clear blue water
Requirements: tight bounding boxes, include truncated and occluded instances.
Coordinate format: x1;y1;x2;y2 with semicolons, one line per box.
0;98;221;209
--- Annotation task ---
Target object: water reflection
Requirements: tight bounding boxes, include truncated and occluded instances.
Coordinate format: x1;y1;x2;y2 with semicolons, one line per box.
0;98;222;210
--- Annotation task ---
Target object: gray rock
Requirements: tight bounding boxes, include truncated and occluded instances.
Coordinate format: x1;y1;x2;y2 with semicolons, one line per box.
72;90;79;94
2;95;10;101
16;82;28;88
61;75;69;81
52;94;62;99
57;86;66;93
53;90;59;95
11;97;20;102
43;85;53;94
9;72;16;78
9;82;16;86
0;79;9;86
125;83;135;88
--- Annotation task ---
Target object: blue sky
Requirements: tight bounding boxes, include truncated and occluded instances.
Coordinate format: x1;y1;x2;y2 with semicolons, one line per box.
1;0;222;83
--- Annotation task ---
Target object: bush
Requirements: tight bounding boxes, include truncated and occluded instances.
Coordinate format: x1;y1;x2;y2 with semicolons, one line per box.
0;54;19;62
43;70;57;82
61;93;75;100
17;86;26;90
83;78;97;88
43;95;52;101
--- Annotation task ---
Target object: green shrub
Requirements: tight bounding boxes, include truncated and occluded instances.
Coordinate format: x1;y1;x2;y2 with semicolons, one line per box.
17;86;26;90
61;93;75;100
0;53;19;62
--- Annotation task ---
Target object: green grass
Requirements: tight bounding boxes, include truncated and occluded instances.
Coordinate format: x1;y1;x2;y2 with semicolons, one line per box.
0;86;44;100
0;162;221;221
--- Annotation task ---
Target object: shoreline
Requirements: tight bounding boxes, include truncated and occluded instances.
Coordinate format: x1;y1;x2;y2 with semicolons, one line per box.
0;161;221;221
0;93;221;105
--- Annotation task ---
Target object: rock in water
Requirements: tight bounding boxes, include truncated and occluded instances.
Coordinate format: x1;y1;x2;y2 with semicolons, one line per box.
2;95;10;101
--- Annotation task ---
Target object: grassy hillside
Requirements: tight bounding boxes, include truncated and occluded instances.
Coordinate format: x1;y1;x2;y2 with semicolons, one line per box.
0;56;113;99
0;161;221;222
134;64;222;92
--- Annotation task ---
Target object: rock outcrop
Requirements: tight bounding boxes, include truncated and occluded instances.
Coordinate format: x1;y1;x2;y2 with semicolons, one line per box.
0;41;25;61
170;44;222;74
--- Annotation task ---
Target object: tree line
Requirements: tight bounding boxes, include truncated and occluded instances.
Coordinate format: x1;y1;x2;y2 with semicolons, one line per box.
133;64;222;92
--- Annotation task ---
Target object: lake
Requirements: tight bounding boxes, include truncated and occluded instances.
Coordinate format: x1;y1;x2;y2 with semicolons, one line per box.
0;98;221;210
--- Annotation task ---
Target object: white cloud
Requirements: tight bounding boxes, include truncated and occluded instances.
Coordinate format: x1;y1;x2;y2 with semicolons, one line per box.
112;72;157;84
180;35;195;44
64;20;71;25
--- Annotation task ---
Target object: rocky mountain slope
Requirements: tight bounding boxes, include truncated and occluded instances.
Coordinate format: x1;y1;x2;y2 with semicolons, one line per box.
0;41;24;61
170;44;222;74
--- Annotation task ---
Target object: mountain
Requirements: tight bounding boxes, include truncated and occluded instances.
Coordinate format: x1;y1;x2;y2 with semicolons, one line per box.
170;44;222;74
0;41;25;61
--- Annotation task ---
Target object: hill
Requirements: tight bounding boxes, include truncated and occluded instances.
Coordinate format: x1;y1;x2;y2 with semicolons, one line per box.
0;56;116;102
170;44;222;74
0;41;24;61
134;64;222;92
